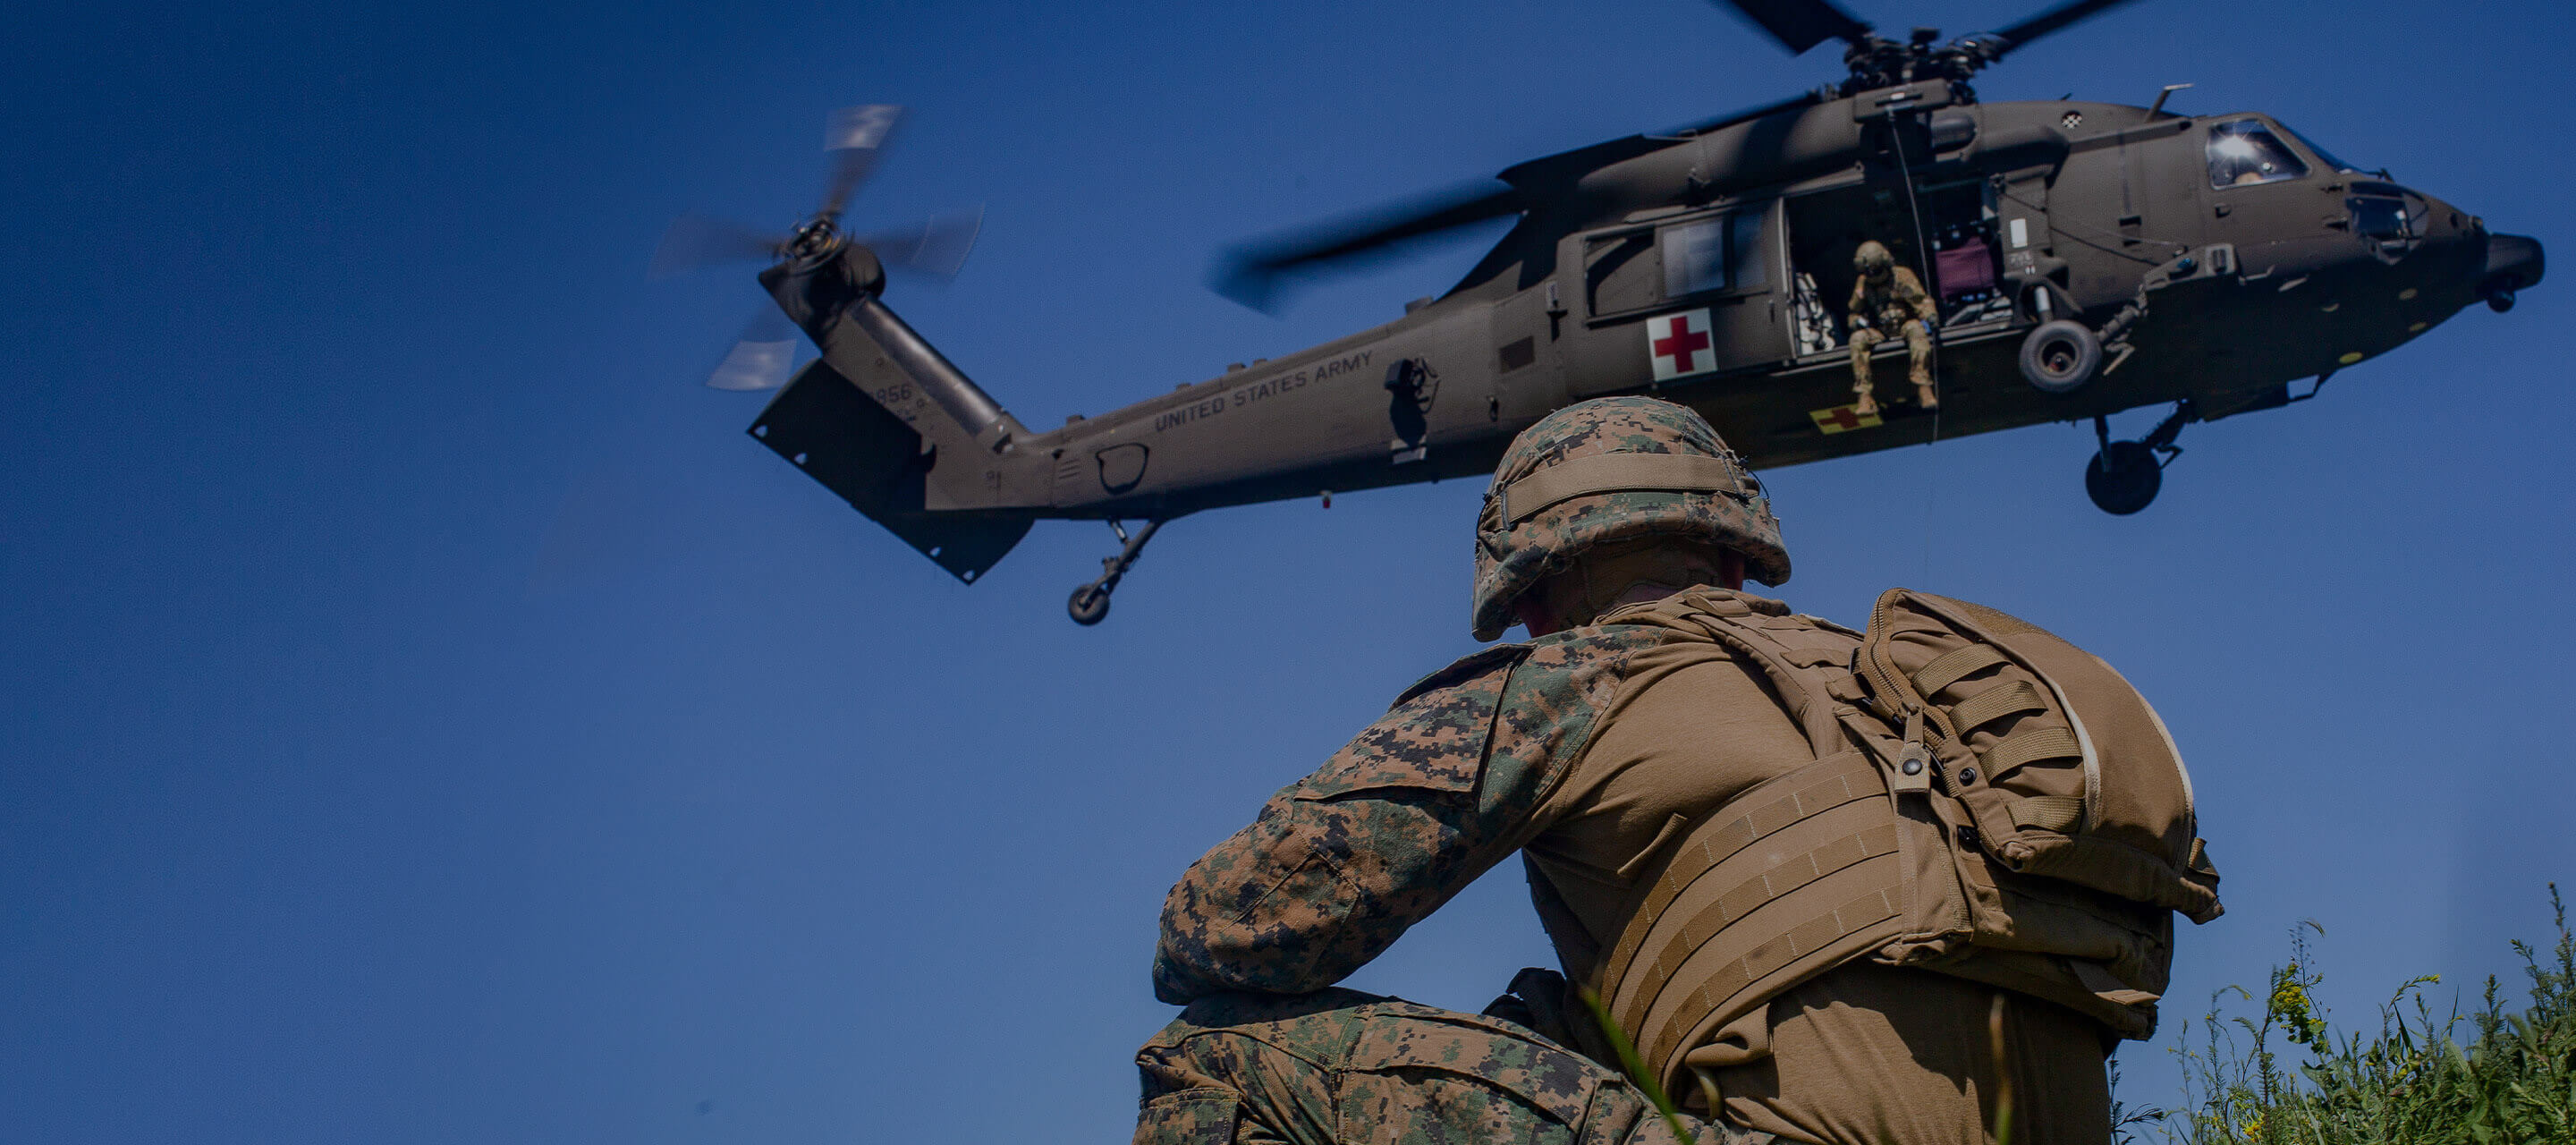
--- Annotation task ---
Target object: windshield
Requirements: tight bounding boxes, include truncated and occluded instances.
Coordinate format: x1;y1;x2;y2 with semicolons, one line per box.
2280;123;2363;174
2207;119;2311;189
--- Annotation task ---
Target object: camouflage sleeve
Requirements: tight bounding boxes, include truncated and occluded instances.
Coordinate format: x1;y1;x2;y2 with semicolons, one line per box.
1151;649;1529;1005
1899;267;1937;322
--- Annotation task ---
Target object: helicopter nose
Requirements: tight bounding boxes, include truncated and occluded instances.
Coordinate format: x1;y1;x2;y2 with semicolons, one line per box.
2481;233;2544;313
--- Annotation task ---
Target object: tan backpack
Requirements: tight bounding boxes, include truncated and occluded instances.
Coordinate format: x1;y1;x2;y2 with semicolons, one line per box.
1589;588;2222;1095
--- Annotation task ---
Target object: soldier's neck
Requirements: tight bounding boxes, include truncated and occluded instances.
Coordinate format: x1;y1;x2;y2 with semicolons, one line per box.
1521;574;1749;637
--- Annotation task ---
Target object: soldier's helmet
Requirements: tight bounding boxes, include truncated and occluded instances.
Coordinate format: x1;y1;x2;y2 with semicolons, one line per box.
1855;240;1894;278
1470;396;1791;640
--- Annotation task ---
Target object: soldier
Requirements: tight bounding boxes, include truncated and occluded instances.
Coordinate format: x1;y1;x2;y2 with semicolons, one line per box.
1846;240;1939;416
1133;396;2213;1145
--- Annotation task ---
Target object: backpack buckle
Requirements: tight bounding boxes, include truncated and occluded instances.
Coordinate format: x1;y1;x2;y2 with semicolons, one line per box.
1892;708;1933;793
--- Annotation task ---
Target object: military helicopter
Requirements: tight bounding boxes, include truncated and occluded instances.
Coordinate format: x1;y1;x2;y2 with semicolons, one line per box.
656;0;2543;625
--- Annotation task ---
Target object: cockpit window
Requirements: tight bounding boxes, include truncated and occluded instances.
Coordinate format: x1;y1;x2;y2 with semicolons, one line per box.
2351;196;2410;241
2280;124;2362;174
2207;119;2310;189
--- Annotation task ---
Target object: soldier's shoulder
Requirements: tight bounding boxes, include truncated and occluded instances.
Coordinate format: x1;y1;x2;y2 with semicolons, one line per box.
1298;647;1524;802
1496;625;1668;720
1454;626;1674;810
1391;643;1531;710
1385;630;1654;728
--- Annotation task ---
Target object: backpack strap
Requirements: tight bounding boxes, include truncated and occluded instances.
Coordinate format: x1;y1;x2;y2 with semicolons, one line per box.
1611;589;1860;762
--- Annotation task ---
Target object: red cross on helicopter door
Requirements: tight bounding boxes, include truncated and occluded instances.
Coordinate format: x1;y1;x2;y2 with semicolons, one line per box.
1647;310;1716;381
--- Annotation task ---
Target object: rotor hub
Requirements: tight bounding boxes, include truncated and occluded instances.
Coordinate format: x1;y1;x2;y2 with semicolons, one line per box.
1837;29;1995;98
784;215;848;271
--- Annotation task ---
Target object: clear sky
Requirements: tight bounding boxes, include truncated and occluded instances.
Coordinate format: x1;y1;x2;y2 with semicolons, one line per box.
4;1;2570;1141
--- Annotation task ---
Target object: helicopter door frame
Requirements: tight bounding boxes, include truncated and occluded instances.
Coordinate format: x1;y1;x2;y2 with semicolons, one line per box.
1573;199;1790;387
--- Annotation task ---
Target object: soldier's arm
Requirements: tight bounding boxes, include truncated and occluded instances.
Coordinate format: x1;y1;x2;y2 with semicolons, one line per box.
1902;269;1938;322
1846;280;1869;322
1151;654;1534;1005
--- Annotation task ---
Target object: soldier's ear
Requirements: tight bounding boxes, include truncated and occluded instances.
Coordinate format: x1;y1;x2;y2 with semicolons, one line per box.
1716;550;1746;591
1513;595;1563;638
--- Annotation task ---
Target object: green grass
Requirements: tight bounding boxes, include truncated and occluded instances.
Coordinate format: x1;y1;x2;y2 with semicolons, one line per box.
2148;886;2576;1144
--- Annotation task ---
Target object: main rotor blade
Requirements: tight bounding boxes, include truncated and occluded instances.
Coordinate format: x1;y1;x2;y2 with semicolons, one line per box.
1211;182;1523;311
649;214;784;280
707;307;800;391
1983;0;2143;56
856;207;985;282
1710;0;1872;55
818;104;905;218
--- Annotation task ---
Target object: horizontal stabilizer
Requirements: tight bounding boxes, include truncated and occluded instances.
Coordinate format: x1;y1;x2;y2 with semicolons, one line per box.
749;358;1031;583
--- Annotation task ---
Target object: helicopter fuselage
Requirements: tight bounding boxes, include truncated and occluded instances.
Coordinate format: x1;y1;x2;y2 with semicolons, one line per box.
748;89;2540;586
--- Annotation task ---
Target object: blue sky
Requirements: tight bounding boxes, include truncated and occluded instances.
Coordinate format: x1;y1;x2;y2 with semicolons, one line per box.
4;0;2570;1141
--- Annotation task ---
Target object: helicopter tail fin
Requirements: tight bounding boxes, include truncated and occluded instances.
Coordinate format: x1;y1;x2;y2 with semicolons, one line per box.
747;351;1034;585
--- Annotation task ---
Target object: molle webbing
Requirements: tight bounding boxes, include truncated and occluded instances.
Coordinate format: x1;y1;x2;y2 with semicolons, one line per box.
1497;454;1754;523
1951;680;2047;734
1910;643;2007;698
1592;751;1908;1088
1983;726;2082;778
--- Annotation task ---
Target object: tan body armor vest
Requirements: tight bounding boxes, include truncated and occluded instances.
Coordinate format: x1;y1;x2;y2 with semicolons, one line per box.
1589;589;2222;1096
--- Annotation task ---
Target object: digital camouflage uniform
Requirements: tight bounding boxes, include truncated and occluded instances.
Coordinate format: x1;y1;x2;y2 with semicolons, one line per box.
1846;241;1938;416
1137;399;2123;1145
1136;988;1725;1145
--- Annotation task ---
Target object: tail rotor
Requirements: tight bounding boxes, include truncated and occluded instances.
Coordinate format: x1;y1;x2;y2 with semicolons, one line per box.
649;104;984;391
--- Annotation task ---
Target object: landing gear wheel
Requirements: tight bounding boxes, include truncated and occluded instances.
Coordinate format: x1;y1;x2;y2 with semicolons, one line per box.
2085;440;2163;515
1067;584;1111;626
2020;319;2103;394
2487;287;2518;313
1064;519;1168;627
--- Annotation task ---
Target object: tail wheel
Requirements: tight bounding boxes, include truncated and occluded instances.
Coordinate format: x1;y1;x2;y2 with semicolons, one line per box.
2020;319;2103;394
1068;584;1111;625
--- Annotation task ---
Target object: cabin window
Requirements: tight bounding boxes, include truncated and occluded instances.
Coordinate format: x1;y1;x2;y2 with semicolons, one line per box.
1658;211;1767;299
2207;119;2309;189
1588;208;1770;318
1662;219;1726;296
1584;232;1659;317
1731;210;1767;289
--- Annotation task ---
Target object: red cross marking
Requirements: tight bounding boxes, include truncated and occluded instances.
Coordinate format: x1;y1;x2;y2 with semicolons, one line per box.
1653;320;1710;370
1818;406;1864;430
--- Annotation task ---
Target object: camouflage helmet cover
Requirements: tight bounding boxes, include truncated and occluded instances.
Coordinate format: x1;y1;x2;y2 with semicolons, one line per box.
1855;240;1894;275
1470;396;1791;640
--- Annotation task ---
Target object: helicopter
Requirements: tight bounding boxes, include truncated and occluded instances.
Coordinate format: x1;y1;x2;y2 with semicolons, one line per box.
656;0;2544;625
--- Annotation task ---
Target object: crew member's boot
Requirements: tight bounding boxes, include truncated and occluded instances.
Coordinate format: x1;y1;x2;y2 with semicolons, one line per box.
1914;378;1939;411
1854;384;1879;418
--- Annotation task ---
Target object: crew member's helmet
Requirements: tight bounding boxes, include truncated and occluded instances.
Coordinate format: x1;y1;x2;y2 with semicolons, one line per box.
1855;240;1895;279
1470;396;1790;640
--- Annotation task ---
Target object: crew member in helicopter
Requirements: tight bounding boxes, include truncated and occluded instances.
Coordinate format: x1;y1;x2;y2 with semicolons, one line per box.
1845;240;1939;417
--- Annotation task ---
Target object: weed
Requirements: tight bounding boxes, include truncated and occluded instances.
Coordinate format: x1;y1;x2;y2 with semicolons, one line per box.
2161;885;2576;1144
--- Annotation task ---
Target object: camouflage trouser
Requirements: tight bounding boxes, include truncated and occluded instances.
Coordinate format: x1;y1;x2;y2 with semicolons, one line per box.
1848;319;1933;392
1131;988;1771;1145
